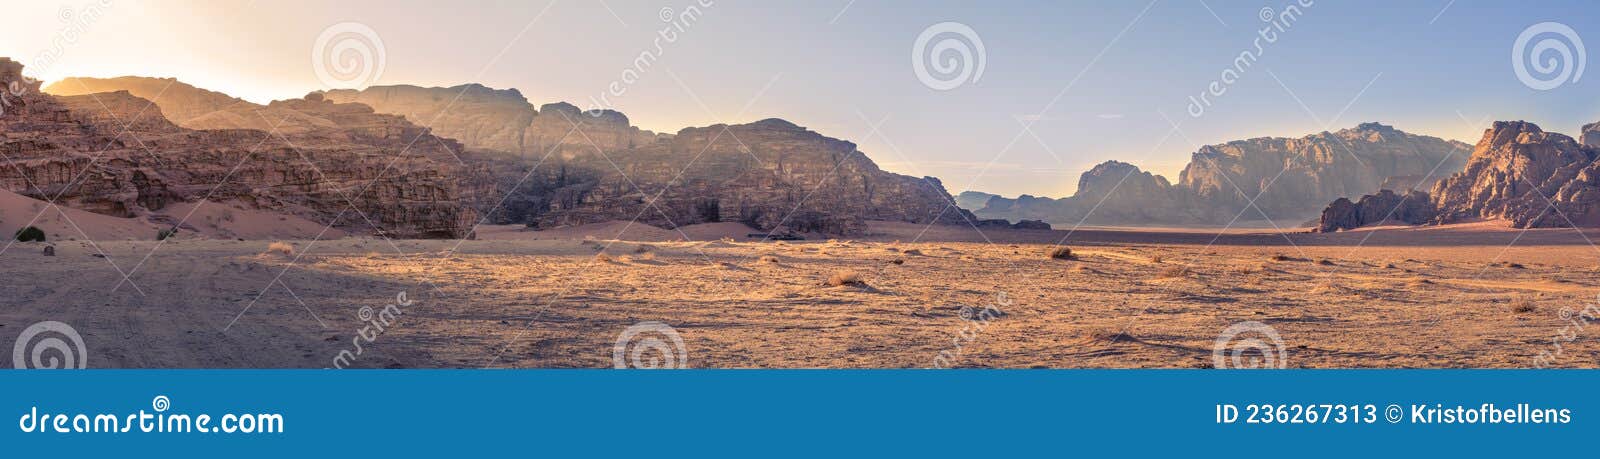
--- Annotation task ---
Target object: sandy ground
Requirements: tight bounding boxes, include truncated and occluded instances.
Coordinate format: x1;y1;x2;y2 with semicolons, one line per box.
3;216;1600;369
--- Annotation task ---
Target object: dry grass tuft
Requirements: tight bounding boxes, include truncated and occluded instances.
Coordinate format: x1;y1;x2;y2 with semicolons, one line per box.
634;244;658;253
1157;265;1188;278
758;255;781;264
827;270;865;287
888;258;905;265
902;248;924;256
1046;246;1074;260
594;253;614;263
1511;297;1537;314
263;241;294;258
1149;254;1163;263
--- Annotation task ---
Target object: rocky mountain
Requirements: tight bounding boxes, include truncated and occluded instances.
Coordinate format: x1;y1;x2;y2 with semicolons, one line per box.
972;123;1470;226
1584;121;1599;148
45;76;247;125
1316;120;1600;231
4;59;489;238
41;73;971;236
490;117;971;235
1314;190;1436;232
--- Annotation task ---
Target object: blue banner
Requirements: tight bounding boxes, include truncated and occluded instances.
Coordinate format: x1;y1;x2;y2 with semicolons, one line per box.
0;370;1590;456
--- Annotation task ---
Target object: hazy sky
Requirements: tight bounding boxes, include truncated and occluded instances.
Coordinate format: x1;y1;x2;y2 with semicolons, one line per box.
4;0;1597;198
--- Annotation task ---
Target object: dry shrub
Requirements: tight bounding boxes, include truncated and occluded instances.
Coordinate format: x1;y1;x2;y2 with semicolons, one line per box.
758;255;781;263
902;248;924;256
1157;265;1188;278
827;270;865;287
1149;254;1163;263
634;244;657;253
1046;246;1073;260
636;251;656;261
263;241;294;258
1316;259;1335;266
888;258;905;265
1269;254;1291;262
1511;297;1537;314
594;253;614;263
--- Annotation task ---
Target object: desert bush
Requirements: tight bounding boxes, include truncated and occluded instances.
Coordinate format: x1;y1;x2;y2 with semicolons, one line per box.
902;248;924;256
1157;265;1188;278
1316;259;1335;266
14;226;45;242
827;270;865;286
157;227;179;241
1149;254;1163;263
594;253;614;263
1046;246;1073;260
1511;298;1537;314
263;241;294;257
888;258;905;265
758;255;780;263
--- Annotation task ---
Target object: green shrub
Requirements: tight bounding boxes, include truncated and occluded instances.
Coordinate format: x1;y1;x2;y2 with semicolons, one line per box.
14;226;45;242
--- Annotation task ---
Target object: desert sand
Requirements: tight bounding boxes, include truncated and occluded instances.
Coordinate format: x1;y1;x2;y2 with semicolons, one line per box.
4;211;1599;369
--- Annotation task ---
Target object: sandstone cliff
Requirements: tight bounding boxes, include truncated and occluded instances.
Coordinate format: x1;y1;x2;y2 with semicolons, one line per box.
321;84;537;154
976;161;1210;226
1316;120;1600;231
1583;121;1599;148
5;59;487;238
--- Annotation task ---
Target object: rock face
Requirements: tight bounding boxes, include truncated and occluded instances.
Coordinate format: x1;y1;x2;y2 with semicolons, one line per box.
1315;190;1435;232
493;117;969;235
1179;122;1467;218
320;84;537;154
1431;121;1600;227
308;85;964;236
973;123;1470;227
1584;121;1599;148
1317;120;1600;231
5;59;488;238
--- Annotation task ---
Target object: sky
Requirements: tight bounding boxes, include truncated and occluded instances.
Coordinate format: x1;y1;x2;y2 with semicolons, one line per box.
3;0;1597;198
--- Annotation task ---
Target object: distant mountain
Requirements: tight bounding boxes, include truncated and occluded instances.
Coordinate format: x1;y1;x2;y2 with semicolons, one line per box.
321;84;537;154
1584;121;1599;148
954;191;998;211
972;123;1470;226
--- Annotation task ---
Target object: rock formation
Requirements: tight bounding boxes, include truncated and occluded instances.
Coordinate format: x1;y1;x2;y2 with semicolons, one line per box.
1317;120;1600;231
973;123;1470;227
1584;121;1599;148
1431;121;1600;227
1314;189;1435;232
493;117;970;235
5;59;488;238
